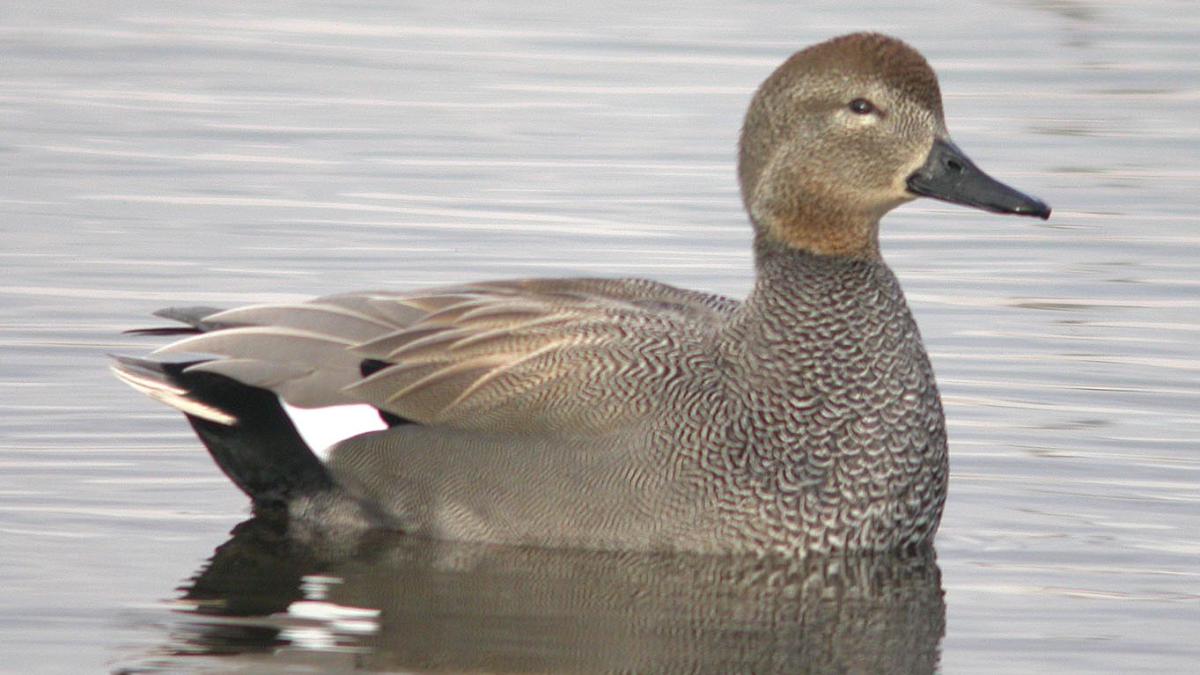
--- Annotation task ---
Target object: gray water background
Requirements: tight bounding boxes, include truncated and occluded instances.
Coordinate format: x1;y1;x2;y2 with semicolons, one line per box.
2;0;1197;672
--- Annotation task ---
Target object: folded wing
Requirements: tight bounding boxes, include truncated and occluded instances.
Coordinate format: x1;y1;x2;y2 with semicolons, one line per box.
154;278;738;434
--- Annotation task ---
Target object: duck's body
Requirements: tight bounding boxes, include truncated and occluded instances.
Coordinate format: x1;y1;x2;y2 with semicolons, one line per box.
113;33;1048;555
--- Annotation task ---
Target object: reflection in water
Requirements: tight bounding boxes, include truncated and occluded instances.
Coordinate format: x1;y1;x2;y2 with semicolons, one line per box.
133;518;945;673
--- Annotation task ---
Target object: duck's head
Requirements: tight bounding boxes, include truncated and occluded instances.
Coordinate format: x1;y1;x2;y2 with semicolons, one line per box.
739;33;1050;259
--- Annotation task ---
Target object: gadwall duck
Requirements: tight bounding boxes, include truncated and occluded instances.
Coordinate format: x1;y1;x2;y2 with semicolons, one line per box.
113;33;1050;555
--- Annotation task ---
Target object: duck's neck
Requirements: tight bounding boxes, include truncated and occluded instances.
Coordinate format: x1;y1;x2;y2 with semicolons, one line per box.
719;234;937;432
712;236;947;550
755;205;885;260
726;235;914;362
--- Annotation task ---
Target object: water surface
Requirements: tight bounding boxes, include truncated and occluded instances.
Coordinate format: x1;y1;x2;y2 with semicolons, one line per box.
1;0;1197;672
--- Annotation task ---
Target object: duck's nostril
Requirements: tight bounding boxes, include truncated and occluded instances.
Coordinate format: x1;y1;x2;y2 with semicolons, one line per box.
945;159;963;173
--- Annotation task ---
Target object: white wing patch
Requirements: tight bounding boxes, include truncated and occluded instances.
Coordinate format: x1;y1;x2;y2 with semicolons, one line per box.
280;401;388;462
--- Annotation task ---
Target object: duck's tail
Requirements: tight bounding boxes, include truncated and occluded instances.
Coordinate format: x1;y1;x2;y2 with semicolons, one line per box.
111;353;335;510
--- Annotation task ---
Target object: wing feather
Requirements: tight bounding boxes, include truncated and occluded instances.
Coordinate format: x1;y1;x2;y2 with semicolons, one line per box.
146;278;737;431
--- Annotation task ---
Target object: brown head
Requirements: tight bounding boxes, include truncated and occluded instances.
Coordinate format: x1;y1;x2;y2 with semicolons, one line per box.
739;33;1049;260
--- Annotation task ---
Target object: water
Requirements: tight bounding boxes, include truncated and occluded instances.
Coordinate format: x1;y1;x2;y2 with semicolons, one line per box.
2;0;1197;672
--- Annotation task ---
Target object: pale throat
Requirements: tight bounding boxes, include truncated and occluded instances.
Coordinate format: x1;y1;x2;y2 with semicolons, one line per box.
758;203;884;260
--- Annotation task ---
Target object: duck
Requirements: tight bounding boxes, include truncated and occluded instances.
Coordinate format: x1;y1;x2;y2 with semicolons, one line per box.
113;32;1050;556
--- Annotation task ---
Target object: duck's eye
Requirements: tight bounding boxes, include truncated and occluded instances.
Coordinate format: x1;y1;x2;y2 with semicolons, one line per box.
848;98;875;115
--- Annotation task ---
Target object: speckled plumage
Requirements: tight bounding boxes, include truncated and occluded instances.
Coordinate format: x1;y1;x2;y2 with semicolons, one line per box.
113;33;1048;555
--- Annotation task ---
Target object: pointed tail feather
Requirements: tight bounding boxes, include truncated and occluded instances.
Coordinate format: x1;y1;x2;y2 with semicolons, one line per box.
123;306;229;336
111;354;334;508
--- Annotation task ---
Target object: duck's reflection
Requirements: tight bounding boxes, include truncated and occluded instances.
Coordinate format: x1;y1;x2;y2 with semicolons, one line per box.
161;517;945;672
